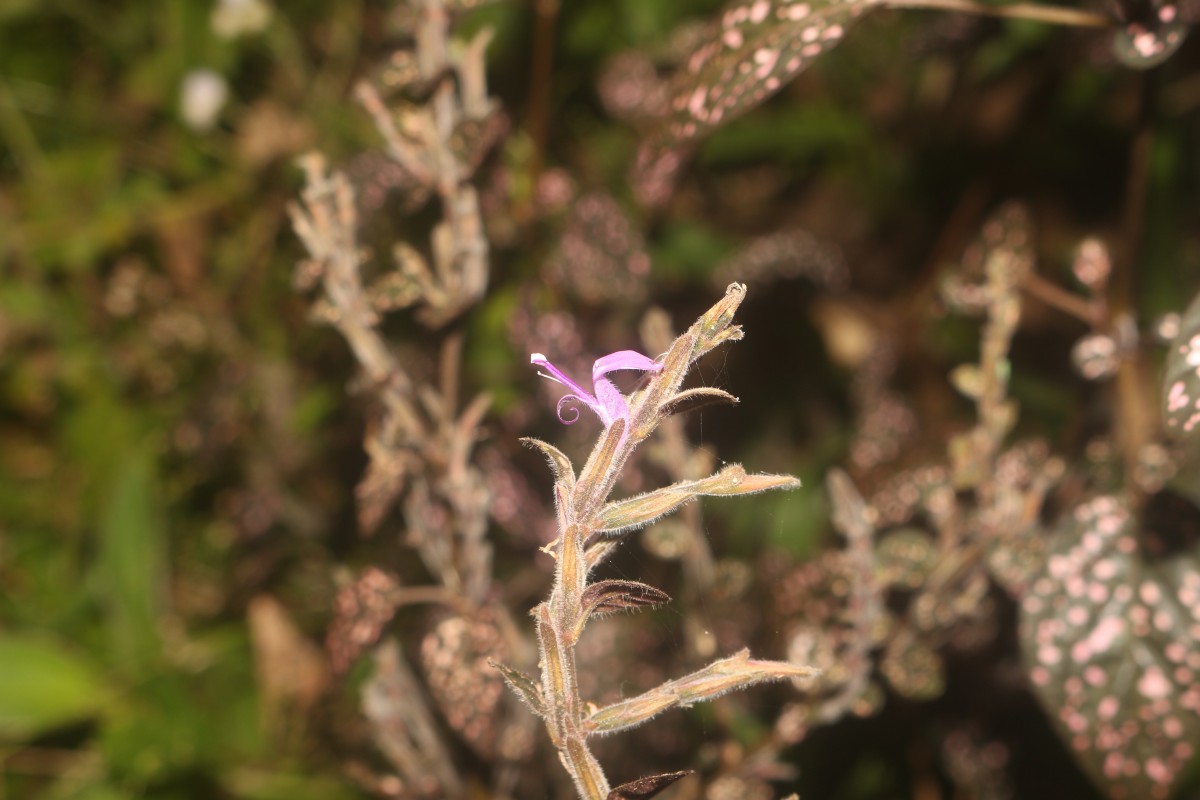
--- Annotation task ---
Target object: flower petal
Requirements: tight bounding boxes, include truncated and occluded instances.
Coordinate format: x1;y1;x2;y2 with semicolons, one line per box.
532;353;597;406
594;379;628;427
556;394;587;424
532;349;660;429
592;350;662;382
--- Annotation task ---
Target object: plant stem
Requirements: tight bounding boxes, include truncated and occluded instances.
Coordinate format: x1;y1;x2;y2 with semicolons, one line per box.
542;519;611;799
1020;272;1099;325
1115;96;1155;489
881;0;1113;28
527;0;559;179
538;612;610;798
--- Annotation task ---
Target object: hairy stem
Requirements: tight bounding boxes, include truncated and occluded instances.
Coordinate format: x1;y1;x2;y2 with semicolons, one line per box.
524;286;811;797
538;604;610;798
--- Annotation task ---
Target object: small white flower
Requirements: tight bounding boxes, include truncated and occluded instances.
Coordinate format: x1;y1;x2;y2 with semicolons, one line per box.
180;69;228;133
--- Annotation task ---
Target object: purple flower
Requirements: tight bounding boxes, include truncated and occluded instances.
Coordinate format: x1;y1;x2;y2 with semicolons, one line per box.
531;350;662;427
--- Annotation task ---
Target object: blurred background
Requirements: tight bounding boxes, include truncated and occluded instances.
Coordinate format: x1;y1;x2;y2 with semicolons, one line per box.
3;0;1200;798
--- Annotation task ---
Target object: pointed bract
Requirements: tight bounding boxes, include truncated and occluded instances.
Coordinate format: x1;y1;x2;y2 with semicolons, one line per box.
607;771;693;799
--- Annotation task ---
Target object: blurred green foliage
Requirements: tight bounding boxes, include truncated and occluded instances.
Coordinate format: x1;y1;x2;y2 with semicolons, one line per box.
0;1;370;795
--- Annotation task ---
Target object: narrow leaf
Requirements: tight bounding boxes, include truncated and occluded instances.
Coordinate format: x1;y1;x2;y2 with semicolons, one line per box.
581;580;671;616
597;463;801;536
521;436;577;493
585;649;820;736
0;635;111;739
574;577;669;643
658;387;739;417
97;445;166;677
713;470;803;495
489;659;547;719
607;771;693;799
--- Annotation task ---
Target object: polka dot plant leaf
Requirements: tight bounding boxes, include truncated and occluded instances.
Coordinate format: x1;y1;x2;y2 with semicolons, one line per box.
1163;290;1200;438
1020;495;1200;800
1112;0;1188;69
633;0;871;204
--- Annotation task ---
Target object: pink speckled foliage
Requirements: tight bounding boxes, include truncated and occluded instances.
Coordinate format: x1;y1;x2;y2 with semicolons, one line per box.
633;0;869;205
1019;494;1200;800
1112;0;1187;68
1163;290;1200;437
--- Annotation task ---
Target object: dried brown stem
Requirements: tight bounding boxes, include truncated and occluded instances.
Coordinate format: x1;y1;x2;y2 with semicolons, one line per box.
363;639;462;797
1115;105;1155;486
291;3;513;794
816;470;880;723
1020;271;1100;326
527;0;560;177
881;0;1112;28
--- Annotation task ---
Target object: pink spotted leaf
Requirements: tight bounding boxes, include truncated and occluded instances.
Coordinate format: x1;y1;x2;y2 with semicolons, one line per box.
1019;494;1200;800
1112;0;1188;69
633;0;872;205
1163;290;1200;439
